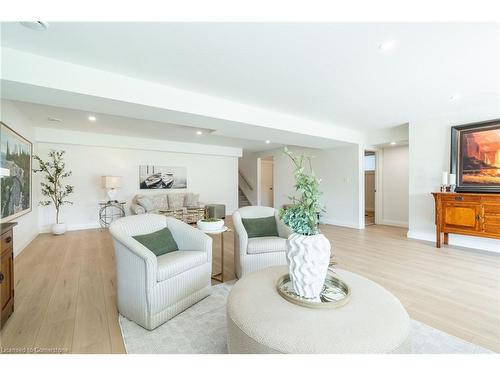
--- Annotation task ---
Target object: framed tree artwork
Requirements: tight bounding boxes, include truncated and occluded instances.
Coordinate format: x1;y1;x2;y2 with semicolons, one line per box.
0;122;33;222
451;119;500;193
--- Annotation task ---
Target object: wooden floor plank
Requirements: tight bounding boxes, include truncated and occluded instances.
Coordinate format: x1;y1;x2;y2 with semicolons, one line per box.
1;219;499;353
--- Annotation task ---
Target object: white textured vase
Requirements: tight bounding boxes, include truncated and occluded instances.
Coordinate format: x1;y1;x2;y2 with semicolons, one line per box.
51;223;67;235
286;232;331;299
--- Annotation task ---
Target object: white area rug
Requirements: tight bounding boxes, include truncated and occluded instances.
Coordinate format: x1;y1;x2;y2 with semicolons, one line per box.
119;282;492;354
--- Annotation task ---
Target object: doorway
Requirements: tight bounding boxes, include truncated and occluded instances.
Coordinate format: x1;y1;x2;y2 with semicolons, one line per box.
364;151;376;226
259;156;274;207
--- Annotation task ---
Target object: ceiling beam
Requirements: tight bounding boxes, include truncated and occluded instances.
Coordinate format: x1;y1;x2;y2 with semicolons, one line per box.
1;47;364;146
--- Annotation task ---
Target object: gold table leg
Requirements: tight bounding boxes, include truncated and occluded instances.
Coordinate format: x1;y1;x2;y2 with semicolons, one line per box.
211;231;224;283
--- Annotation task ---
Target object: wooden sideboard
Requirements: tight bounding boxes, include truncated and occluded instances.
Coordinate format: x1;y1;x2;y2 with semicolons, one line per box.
432;192;500;248
1;222;16;328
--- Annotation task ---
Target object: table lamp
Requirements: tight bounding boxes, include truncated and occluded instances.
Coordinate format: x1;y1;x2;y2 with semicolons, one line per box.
102;176;122;202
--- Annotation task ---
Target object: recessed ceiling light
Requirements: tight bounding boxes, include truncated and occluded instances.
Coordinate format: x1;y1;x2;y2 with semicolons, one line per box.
196;130;203;135
88;115;97;122
20;21;49;31
265;140;271;144
449;94;462;101
379;41;395;51
390;141;397;145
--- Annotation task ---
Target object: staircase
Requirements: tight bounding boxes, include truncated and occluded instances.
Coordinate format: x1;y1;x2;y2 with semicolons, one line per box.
238;188;251;208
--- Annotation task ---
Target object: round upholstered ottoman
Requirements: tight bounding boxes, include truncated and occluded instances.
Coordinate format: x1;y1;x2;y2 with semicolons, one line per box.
227;266;410;354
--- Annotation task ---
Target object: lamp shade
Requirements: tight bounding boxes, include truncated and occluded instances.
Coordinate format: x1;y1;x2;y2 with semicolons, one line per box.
102;176;122;189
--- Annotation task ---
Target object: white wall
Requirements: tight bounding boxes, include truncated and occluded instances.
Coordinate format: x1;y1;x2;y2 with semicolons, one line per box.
36;139;239;232
0;100;39;256
408;117;500;253
314;145;364;228
378;145;409;227
238;144;363;229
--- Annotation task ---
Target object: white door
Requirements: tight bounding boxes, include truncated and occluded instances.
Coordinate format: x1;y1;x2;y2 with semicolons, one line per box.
260;159;274;207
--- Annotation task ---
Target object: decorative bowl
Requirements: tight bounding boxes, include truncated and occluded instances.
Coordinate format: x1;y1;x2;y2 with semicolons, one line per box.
197;219;224;231
276;271;350;308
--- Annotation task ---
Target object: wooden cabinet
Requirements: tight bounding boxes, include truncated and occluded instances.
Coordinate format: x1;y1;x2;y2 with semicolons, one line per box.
432;193;500;248
1;222;16;328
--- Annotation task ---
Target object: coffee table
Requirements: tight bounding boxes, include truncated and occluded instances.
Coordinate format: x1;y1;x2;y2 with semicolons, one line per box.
227;266;411;353
158;208;185;221
184;206;206;224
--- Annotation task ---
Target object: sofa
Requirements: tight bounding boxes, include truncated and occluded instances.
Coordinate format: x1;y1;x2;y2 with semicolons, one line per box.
109;214;212;330
130;192;206;223
232;206;291;278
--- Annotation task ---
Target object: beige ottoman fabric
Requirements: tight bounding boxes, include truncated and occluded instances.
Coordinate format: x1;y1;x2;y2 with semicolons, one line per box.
227;266;411;354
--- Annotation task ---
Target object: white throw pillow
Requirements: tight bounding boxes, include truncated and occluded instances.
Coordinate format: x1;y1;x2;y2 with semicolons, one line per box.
137;196;154;212
184;193;200;207
168;194;185;210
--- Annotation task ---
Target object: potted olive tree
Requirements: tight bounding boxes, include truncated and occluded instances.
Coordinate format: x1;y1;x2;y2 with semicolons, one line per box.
33;150;74;235
279;147;331;299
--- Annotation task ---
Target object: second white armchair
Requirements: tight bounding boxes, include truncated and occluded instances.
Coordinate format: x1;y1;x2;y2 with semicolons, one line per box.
232;206;291;278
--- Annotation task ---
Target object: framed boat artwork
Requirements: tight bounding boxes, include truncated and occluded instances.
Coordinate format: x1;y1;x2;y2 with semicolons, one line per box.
139;165;187;189
1;122;33;223
450;119;500;193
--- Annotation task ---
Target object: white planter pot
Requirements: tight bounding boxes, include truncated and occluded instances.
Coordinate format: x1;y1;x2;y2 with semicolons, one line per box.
286;232;331;299
197;219;224;232
52;223;67;235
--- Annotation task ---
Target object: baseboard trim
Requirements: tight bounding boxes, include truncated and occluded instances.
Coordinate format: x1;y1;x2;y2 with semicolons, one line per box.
321;218;363;229
407;230;500;254
380;219;408;228
40;222;101;233
13;232;39;258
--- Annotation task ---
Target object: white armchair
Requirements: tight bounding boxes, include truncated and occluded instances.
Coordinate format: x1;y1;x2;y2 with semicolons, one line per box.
233;206;292;278
110;214;212;330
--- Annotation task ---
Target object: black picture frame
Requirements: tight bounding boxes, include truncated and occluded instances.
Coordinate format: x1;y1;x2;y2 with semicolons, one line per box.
450;119;500;193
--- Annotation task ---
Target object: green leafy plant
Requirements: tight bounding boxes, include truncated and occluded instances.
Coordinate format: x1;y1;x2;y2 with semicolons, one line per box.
201;217;222;222
33;150;74;224
279;147;323;236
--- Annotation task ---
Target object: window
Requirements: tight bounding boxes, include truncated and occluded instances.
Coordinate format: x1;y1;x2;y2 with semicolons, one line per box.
364;154;375;171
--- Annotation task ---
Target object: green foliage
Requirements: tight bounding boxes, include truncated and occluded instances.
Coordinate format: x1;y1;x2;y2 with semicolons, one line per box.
279;147;324;236
1;139;31;217
33;150;74;224
202;217;222;222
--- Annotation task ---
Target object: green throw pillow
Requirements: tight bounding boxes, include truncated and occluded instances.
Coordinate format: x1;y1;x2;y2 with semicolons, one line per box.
241;216;279;238
132;227;179;257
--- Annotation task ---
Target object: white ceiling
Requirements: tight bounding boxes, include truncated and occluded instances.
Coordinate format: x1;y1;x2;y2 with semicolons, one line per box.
10;100;351;151
1;22;499;142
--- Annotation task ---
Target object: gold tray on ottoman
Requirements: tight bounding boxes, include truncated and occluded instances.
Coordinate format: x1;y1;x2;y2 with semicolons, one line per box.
276;272;351;309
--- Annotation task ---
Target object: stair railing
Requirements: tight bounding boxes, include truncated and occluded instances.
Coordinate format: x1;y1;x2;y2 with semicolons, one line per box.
238;170;254;191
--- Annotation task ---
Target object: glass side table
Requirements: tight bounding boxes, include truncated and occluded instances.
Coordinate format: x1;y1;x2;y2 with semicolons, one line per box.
99;201;126;228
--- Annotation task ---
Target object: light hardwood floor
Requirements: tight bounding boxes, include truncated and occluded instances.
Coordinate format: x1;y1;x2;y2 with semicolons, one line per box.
1;220;499;353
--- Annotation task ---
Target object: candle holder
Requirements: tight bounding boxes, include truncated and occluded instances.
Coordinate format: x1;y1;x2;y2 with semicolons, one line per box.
440;184;447;192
